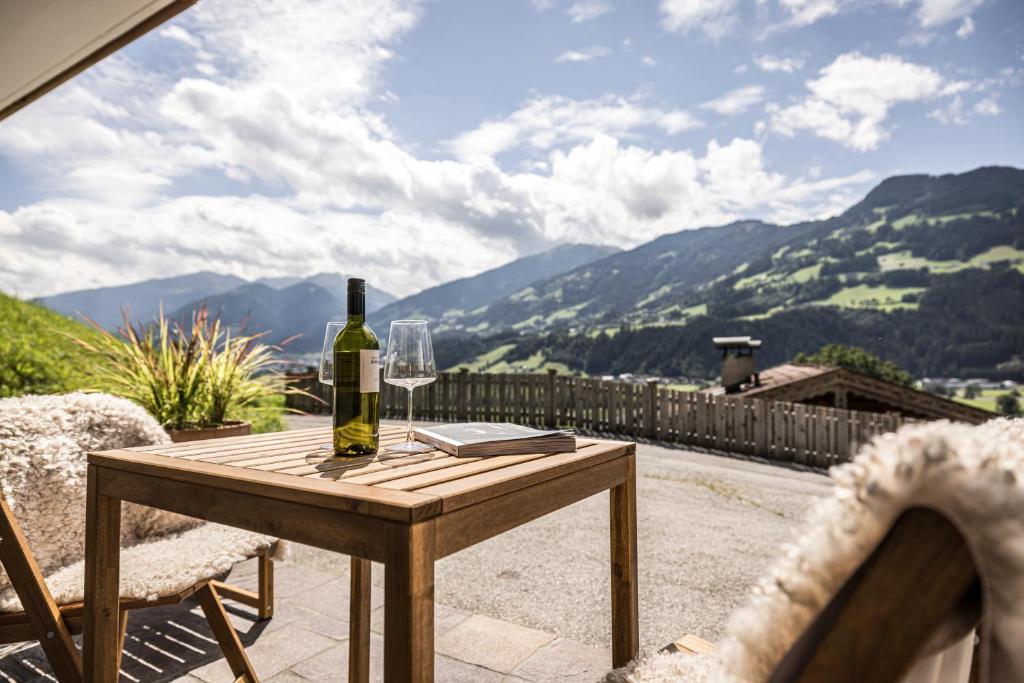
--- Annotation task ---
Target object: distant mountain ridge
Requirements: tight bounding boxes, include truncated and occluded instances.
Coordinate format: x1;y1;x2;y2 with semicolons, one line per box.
38;271;396;337
37;272;247;330
368;243;619;333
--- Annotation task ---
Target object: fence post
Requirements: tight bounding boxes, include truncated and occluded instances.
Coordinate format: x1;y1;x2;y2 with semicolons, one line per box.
457;367;469;421
545;369;557;428
644;378;659;438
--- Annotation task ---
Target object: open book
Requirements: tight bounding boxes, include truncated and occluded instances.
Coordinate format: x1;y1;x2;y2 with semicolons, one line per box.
413;422;576;457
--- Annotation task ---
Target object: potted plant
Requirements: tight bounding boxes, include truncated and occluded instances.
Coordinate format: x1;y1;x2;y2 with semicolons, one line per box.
72;306;295;442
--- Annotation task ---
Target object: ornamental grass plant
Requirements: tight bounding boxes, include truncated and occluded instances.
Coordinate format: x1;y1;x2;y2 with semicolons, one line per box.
71;305;296;430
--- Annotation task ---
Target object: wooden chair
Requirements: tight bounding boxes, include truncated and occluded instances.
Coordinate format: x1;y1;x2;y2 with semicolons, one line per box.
0;495;275;683
666;507;982;683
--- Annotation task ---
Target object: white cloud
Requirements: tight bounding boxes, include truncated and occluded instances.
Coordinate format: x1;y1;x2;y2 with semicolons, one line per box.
754;54;805;73
566;0;612;22
554;46;611;63
659;0;738;39
0;0;880;299
565;0;610;22
778;0;840;27
928;95;968;125
769;52;957;150
915;0;984;28
159;25;201;48
974;98;1001;116
701;86;766;115
449;95;703;159
641;56;658;67
956;15;975;37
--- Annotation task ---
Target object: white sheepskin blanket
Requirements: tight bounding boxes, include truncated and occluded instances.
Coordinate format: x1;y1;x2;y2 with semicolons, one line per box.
0;392;276;611
608;418;1024;683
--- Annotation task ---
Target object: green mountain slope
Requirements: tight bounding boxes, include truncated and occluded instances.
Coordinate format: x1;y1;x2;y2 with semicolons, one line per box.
435;166;1024;379
0;293;102;397
368;243;619;333
450;166;1024;334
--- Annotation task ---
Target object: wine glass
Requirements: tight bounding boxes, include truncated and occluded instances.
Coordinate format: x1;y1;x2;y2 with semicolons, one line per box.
317;322;345;450
384;320;437;454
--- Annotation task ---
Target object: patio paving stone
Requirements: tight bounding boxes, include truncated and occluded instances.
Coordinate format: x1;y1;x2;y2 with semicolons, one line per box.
190;622;336;682
510;637;614;681
434;614;555;674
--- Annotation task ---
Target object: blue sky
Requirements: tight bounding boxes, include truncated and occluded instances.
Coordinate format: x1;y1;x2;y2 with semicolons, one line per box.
1;0;1022;299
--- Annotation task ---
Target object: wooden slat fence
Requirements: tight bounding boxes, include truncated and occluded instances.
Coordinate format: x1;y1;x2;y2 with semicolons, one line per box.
287;368;909;468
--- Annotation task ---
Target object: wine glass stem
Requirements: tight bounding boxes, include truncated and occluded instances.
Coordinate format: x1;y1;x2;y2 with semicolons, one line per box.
406;386;415;443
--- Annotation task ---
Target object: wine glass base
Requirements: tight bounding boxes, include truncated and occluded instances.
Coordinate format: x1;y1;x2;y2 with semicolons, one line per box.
318;444;333;451
386;441;434;454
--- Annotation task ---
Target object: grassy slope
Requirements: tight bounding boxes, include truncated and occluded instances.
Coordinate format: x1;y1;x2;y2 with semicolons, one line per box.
0;292;101;397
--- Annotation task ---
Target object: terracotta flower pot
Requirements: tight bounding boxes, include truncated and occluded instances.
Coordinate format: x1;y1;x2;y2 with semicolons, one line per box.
167;420;252;443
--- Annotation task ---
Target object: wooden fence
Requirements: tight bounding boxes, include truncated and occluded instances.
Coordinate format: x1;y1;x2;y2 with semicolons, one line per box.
288;368;908;468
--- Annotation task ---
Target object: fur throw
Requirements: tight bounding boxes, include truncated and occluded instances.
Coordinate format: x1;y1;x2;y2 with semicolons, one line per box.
0;392;275;610
608;418;1024;683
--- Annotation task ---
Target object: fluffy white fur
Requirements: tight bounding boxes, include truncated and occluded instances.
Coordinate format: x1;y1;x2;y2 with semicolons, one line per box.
607;418;1024;683
0;392;277;612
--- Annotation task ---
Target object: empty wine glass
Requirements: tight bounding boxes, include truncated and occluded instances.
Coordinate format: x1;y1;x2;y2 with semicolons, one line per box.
317;322;345;450
384;320;436;453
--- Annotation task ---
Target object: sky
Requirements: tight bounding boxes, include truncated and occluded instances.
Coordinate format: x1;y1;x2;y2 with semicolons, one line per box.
1;0;1022;299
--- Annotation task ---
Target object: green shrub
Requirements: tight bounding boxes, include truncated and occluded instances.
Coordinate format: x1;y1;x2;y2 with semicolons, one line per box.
70;306;294;430
996;393;1021;416
794;343;914;387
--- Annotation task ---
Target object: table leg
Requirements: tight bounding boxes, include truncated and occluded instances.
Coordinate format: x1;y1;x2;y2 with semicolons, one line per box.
610;452;639;668
83;465;122;682
349;557;372;683
384;521;435;682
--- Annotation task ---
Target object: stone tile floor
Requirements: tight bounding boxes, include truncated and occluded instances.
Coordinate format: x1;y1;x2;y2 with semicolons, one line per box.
0;555;612;682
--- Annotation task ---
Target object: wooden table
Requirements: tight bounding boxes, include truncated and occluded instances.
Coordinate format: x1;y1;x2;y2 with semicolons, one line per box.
83;424;638;682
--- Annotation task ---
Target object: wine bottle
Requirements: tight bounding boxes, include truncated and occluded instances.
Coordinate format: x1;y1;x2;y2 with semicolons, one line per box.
333;278;380;456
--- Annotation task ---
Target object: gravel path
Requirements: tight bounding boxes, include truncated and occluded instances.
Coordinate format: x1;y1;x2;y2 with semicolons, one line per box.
284;416;832;652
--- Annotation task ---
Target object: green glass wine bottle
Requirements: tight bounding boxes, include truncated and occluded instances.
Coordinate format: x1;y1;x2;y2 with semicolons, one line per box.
333;278;380;456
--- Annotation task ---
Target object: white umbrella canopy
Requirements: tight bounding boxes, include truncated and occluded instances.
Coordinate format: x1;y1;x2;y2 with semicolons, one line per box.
0;0;195;120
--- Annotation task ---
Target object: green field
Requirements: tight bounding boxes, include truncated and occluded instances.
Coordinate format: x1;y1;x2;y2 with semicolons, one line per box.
953;388;1015;413
814;284;925;311
447;344;571;374
878;245;1024;274
665;383;701;392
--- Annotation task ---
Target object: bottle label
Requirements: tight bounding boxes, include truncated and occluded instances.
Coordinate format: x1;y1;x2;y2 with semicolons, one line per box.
360;350;380;393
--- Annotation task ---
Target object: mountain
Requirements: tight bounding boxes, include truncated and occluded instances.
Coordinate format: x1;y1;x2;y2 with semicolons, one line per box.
37;271;396;348
434;166;1024;379
368;243;619;332
301;273;396;312
256;276;303;289
169;275;395;353
171;281;348;352
36;272;246;330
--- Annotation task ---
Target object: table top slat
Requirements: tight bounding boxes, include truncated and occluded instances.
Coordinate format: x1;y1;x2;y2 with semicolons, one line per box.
260;438;428;475
375;452;556;491
339;454;479;485
212;433;408;469
193;437;331;463
131;427;330;453
89;448;442;522
414;441;632;512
